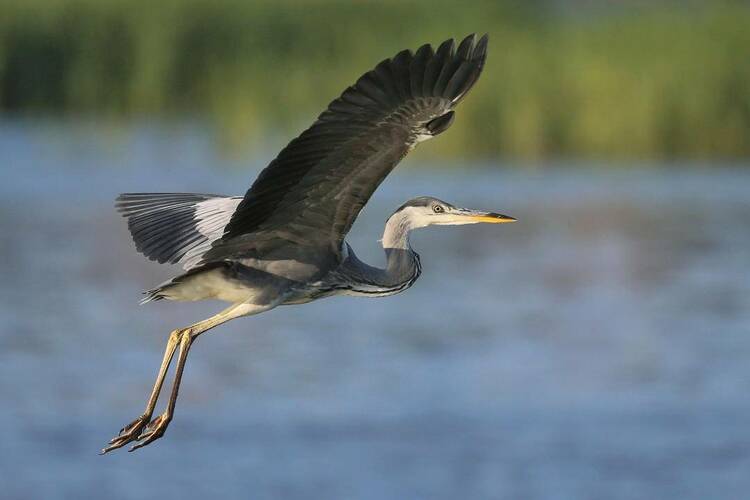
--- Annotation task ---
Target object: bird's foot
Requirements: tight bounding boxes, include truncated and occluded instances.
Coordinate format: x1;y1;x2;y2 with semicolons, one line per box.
101;412;172;454
128;412;172;452
100;414;151;454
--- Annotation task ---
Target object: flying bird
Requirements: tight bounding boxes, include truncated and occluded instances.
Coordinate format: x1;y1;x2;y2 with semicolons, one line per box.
102;33;514;454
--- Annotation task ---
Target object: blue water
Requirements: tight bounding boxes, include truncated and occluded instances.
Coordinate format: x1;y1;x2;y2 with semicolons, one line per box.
1;121;749;499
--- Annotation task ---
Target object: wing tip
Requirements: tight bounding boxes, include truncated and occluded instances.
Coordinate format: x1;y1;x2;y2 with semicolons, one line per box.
326;32;489;117
474;33;489;65
431;32;489;103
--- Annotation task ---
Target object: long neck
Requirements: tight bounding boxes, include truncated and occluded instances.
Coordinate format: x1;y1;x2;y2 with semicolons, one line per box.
379;210;421;286
335;210;422;295
382;209;416;250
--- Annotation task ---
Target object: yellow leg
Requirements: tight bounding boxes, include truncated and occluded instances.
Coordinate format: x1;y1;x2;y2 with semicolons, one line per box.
101;301;268;454
101;329;180;453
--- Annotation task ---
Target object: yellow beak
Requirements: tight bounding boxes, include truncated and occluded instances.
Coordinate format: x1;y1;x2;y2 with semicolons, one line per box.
466;211;517;224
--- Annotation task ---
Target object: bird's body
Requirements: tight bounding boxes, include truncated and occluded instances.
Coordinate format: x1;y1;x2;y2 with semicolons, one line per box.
103;34;515;454
124;201;426;305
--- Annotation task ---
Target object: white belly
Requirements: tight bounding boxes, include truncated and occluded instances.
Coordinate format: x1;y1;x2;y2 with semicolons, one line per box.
162;268;256;303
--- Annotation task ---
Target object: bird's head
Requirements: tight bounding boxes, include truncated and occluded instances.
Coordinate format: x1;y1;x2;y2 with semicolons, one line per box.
392;196;516;229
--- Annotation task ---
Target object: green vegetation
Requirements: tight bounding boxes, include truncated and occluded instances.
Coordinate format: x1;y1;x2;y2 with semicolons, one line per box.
1;0;749;160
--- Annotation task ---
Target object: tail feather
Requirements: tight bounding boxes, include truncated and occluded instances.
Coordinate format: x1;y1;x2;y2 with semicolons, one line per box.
139;289;166;305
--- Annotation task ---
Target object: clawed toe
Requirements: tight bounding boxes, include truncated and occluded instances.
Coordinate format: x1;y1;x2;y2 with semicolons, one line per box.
101;415;150;454
128;414;171;452
101;413;172;454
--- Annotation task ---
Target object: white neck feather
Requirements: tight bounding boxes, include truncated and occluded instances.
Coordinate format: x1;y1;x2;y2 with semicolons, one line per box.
382;207;429;250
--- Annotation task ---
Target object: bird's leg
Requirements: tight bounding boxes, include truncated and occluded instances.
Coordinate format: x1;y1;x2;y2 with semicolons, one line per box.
101;328;181;454
101;301;266;453
127;326;193;451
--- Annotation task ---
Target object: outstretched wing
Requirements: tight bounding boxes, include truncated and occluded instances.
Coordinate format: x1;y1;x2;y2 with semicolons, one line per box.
115;193;242;270
202;34;488;270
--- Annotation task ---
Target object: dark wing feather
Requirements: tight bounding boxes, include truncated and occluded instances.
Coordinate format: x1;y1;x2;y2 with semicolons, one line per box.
201;34;488;271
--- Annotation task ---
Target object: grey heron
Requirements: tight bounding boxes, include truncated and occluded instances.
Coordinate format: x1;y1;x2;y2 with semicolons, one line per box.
102;33;515;454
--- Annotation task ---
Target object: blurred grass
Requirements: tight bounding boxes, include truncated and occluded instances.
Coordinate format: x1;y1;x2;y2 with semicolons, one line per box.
0;0;749;160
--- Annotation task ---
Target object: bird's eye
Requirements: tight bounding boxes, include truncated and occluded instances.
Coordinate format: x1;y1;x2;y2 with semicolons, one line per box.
433;205;444;213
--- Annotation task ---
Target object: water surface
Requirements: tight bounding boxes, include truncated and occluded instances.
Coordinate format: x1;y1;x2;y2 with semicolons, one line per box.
1;122;749;499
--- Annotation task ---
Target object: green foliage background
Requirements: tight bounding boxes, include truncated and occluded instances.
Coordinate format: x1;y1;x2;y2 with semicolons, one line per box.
1;0;749;160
